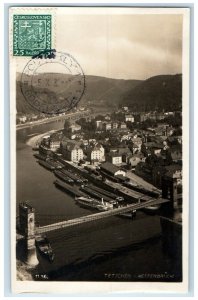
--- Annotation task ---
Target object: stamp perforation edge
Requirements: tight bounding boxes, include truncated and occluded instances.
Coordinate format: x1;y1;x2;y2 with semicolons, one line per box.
9;7;57;57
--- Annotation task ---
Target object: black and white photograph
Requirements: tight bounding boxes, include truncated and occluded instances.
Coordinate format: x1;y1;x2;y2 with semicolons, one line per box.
9;6;190;294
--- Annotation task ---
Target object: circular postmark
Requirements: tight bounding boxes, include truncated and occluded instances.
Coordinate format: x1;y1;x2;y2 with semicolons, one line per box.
20;51;85;114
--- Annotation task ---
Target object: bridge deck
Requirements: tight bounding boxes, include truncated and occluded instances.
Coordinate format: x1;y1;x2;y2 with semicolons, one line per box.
36;198;169;234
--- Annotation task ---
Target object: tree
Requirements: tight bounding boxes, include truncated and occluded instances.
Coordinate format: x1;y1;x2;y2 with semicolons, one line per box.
63;119;72;137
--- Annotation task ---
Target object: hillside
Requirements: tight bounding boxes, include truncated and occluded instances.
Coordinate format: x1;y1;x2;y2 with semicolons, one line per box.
16;73;141;114
121;74;182;111
16;73;182;115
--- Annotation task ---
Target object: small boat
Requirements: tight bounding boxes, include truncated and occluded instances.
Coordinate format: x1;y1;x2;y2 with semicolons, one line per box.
119;210;137;219
143;204;161;214
35;234;55;262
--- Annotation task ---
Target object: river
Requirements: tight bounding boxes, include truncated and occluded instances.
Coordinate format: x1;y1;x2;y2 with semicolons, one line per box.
16;119;182;282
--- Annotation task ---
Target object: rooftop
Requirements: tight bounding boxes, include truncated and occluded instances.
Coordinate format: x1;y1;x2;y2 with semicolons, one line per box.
100;162;123;175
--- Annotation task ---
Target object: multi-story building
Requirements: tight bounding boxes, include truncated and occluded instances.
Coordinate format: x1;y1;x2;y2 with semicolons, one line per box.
103;122;112;131
131;137;142;152
86;144;105;163
61;141;84;162
119;122;127;129
112;122;118;129
107;152;122;165
125;114;134;122
49;138;61;151
96;120;103;130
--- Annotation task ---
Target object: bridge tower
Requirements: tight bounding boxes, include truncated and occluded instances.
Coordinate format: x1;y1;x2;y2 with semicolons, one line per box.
19;203;38;266
161;170;182;211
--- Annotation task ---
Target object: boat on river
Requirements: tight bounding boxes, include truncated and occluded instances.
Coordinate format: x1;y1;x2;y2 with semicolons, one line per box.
75;196;113;211
61;169;86;184
54;170;74;184
123;181;160;198
35;234;55;262
38;160;55;170
54;179;83;197
46;159;63;169
34;153;47;161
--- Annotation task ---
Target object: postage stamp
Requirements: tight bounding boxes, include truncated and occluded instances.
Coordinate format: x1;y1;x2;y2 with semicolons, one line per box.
13;15;52;56
20;50;85;114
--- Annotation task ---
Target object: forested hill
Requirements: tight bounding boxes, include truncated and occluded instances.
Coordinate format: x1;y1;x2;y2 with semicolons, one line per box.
121;74;182;111
16;73;182;114
16;73;141;114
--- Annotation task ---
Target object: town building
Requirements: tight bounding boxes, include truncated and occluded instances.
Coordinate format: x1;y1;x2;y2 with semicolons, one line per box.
100;162;126;177
141;142;164;156
122;106;129;112
120;133;133;141
104;114;111;121
125;114;134;122
47;132;63;151
18;115;27;123
49;137;61;151
128;153;144;168
103;122;112;131
96;120;103;130
60;141;84;162
119;122;127;129
106;152;122;165
86;144;105;163
112;147;132;163
112;122;118;129
169;145;182;164
71;133;83;140
131;137;142;152
70;123;81;133
41;135;50;147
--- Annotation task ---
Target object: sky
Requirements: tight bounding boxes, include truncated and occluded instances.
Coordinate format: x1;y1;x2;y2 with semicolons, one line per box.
57;11;183;80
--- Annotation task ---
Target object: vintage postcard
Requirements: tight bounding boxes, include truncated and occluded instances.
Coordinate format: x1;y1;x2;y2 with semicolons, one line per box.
9;6;190;294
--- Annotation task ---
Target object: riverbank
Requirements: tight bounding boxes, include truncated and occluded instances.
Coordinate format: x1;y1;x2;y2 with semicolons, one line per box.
26;130;60;147
17;110;90;131
17;116;64;131
16;260;34;281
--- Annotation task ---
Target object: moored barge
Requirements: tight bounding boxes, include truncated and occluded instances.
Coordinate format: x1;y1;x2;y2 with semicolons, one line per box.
54;179;84;197
38;160;55;170
54;170;74;184
123;181;160;198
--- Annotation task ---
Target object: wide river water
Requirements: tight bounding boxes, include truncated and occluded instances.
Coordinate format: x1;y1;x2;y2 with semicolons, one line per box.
17;118;182;282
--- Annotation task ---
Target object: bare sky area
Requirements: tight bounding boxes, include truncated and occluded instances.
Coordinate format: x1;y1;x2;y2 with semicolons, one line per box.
16;9;183;80
57;12;183;80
